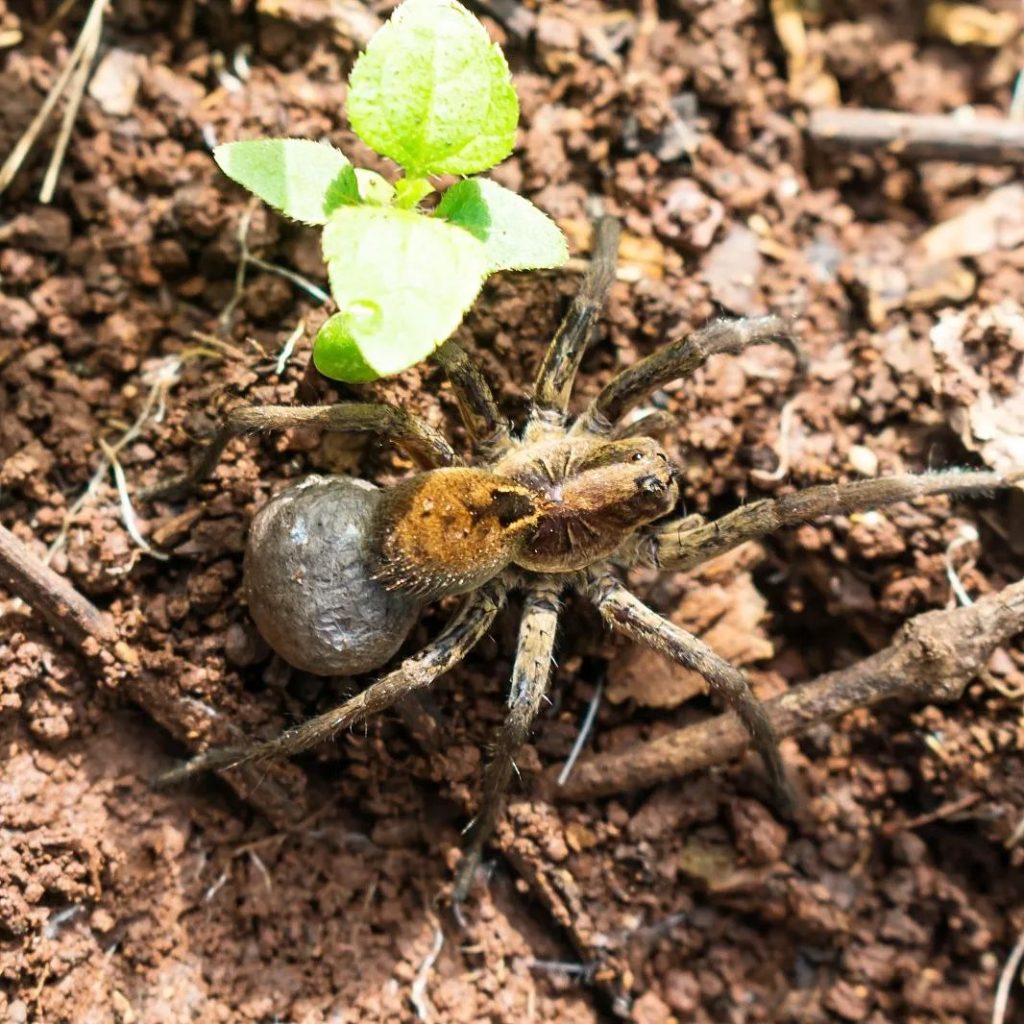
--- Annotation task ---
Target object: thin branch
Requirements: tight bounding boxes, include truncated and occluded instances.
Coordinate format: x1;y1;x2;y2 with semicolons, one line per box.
993;927;1024;1024
556;678;604;787
808;107;1024;165
0;524;117;648
409;923;445;1022
0;0;108;196
247;256;330;305
46;354;184;563
0;524;307;828
217;201;329;336
550;579;1024;801
98;438;169;563
275;321;305;377
38;0;103;202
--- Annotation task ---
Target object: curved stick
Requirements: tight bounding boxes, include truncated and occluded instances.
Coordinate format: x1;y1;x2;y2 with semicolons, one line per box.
0;524;306;825
552;578;1024;801
582;568;793;813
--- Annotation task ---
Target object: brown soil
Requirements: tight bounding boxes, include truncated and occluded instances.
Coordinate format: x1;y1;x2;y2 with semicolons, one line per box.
3;1;1024;1021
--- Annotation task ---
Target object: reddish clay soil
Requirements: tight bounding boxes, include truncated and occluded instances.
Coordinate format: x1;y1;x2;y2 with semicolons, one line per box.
3;1;1024;1021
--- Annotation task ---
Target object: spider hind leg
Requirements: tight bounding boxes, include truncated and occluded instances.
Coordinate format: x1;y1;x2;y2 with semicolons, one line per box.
156;583;507;786
453;578;562;905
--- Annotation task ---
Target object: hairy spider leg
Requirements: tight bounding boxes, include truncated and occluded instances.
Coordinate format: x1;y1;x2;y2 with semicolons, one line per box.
575;315;803;435
141;401;459;501
632;469;1018;572
530;217;620;419
453;578;562;903
432;340;511;451
583;569;793;813
155;580;508;786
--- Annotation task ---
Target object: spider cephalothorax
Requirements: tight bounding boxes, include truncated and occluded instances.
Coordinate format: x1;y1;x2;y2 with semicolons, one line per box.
369;433;679;600
149;218;1016;903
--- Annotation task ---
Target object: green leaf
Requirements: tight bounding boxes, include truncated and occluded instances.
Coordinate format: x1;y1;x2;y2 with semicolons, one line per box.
313;314;381;382
436;177;568;273
214;139;359;225
394;177;435;209
354;169;396;206
316;206;488;380
347;0;518;177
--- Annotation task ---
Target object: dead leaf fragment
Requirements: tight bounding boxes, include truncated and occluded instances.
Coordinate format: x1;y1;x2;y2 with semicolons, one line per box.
917;184;1024;263
703;224;763;315
924;3;1020;47
256;0;380;47
88;48;144;117
677;837;738;887
930;305;1024;479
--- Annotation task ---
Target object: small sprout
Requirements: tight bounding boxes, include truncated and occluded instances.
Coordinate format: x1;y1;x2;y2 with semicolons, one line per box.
214;138;359;225
436;177;569;274
316;206;489;380
213;0;567;382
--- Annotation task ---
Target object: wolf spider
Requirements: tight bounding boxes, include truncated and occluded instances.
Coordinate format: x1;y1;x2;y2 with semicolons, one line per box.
152;218;1012;903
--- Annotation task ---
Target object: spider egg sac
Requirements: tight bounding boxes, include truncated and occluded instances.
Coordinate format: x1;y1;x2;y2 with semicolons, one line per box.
243;476;421;675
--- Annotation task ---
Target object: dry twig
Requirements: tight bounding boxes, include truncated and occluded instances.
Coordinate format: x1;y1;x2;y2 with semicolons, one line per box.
38;0;103;202
0;524;116;648
0;0;108;198
809;108;1024;165
0;523;306;827
550;579;1024;801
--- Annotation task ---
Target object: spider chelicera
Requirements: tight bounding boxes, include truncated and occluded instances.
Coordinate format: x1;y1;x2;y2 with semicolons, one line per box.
150;218;1013;904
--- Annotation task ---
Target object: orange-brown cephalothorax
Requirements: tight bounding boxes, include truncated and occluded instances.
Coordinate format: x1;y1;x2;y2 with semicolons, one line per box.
370;438;680;600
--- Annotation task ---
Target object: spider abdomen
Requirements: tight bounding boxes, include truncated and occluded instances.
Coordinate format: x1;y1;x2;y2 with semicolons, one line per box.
244;476;421;675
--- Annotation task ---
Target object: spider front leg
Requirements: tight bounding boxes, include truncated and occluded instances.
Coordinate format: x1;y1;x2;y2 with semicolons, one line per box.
142;401;459;501
433;340;511;452
582;568;792;813
576;315;802;434
453;578;562;905
632;469;1019;572
156;579;508;786
530;217;620;420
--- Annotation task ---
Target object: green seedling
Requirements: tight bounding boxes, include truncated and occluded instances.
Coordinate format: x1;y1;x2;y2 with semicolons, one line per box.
214;0;567;382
